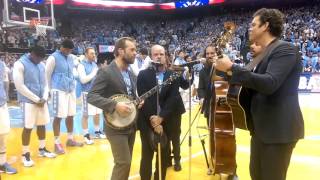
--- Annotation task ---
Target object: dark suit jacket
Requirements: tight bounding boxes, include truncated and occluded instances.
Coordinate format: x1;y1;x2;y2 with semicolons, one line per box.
198;65;212;118
137;67;186;132
198;65;226;118
230;40;304;143
87;61;137;135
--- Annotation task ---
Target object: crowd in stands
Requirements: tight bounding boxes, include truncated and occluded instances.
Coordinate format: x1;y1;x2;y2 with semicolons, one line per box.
70;12;248;60
0;28;60;50
1;5;320;73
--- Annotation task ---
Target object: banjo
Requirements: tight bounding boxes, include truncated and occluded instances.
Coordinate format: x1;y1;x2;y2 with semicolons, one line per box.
104;72;181;130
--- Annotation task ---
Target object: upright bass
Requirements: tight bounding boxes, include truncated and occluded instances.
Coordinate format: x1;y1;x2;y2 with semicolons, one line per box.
208;22;237;176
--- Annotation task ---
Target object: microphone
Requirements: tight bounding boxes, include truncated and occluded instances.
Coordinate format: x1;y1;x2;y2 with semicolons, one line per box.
150;61;163;66
149;61;164;71
176;58;206;67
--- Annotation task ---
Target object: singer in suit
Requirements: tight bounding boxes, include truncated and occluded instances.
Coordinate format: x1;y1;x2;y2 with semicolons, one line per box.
215;8;304;180
88;37;143;180
137;45;185;180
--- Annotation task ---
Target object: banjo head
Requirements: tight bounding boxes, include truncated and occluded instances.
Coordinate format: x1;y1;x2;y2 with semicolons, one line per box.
104;94;137;130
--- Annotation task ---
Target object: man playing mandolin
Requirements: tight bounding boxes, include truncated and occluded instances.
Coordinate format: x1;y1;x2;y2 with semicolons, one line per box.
88;37;143;180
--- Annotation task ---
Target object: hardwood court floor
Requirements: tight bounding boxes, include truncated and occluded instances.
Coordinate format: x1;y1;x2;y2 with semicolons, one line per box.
1;94;320;180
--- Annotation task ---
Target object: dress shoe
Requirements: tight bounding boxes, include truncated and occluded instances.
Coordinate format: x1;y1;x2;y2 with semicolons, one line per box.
167;160;172;167
174;162;182;171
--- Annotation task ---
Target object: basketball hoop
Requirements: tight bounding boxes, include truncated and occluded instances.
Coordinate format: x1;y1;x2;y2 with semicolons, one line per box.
29;18;49;37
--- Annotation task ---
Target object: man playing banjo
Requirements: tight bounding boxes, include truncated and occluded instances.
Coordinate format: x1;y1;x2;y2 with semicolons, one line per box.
87;37;143;180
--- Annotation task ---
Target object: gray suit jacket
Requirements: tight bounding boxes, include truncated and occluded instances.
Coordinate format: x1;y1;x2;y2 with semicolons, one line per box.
87;61;137;135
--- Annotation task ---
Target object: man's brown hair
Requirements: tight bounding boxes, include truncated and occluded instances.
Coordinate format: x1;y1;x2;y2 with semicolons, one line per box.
114;37;135;57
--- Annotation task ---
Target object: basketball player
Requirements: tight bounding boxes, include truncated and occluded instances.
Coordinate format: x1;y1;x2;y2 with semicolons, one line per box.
46;39;83;155
13;46;56;167
77;47;105;145
0;58;17;174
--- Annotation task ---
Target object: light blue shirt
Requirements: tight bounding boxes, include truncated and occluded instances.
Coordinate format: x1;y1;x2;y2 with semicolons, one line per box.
174;57;186;65
121;70;133;96
51;50;75;92
0;61;6;106
17;54;45;103
156;71;165;113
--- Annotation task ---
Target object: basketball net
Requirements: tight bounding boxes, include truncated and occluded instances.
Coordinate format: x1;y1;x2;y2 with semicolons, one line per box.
29;18;49;37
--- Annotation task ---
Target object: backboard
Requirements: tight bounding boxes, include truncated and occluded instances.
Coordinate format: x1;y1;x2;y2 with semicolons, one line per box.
2;0;55;29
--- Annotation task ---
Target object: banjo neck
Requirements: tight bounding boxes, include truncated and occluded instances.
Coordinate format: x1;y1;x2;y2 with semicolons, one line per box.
133;72;180;105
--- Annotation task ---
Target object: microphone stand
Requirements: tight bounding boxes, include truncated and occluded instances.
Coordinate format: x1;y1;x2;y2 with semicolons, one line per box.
154;65;162;180
186;65;194;180
173;62;196;180
180;105;202;145
156;83;162;180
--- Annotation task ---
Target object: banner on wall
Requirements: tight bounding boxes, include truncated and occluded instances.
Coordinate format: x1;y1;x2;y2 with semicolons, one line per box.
298;73;320;93
98;45;115;53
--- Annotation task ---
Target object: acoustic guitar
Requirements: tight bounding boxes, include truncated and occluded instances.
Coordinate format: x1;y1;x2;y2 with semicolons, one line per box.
227;40;281;130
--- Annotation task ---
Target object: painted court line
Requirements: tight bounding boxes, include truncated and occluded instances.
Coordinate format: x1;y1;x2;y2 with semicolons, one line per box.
128;145;320;179
129;151;204;179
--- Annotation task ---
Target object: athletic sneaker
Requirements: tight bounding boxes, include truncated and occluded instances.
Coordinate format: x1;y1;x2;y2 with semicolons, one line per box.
66;139;84;147
84;134;94;145
22;152;34;167
39;147;57;158
94;131;106;139
54;143;65;155
0;163;17;174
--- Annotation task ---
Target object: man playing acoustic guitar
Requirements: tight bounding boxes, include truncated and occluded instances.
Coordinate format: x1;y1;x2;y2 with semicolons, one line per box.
215;8;304;180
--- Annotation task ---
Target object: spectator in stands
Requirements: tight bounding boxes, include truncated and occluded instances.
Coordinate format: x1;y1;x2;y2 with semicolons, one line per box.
303;51;313;68
174;50;186;65
184;55;192;62
130;47;151;76
7;33;16;48
315;59;320;72
304;60;313;73
308;41;320;54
